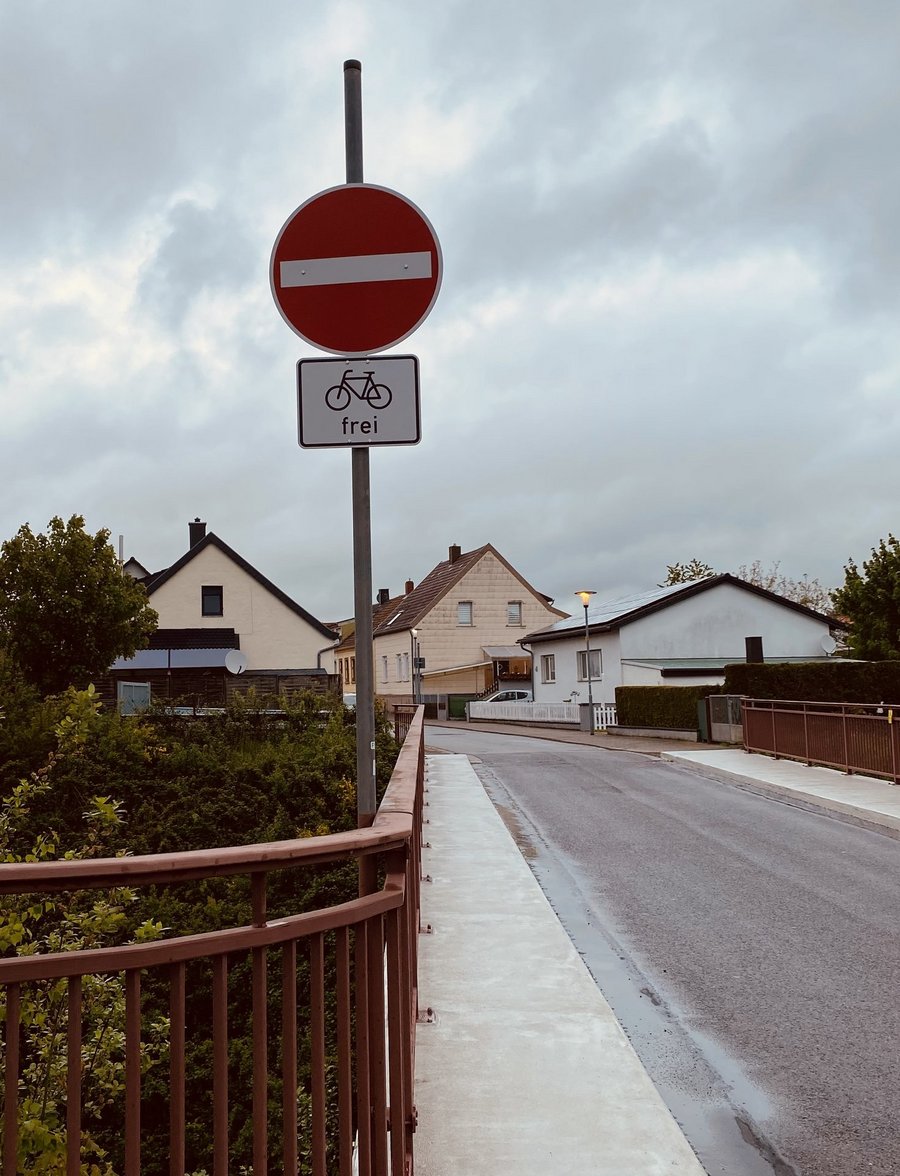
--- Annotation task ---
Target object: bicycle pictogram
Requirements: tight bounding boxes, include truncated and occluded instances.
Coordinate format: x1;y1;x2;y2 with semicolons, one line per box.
325;369;392;411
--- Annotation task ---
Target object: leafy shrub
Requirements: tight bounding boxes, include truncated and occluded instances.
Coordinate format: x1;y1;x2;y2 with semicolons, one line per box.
722;661;900;704
615;684;720;729
1;684;401;1174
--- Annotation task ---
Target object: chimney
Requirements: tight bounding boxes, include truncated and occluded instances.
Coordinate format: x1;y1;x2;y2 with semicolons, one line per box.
449;544;462;565
376;588;391;605
405;579;415;594
189;518;207;547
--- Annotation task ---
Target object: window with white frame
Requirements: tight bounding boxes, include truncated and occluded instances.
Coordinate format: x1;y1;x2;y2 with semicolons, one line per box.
457;601;473;626
396;654;404;681
401;652;410;681
381;655;388;683
577;649;602;680
507;601;523;626
540;654;556;683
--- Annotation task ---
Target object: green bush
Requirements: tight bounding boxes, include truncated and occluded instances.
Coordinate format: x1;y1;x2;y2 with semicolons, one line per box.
0;685;401;1175
615;684;720;729
722;661;900;704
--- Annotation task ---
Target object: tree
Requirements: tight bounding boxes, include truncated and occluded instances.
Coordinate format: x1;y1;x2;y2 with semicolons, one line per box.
660;559;716;586
0;515;157;696
736;560;834;614
831;535;900;660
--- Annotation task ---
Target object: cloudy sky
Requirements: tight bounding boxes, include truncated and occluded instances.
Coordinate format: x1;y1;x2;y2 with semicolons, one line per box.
2;1;898;622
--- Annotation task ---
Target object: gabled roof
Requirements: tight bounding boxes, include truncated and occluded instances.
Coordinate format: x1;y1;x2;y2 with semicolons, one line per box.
524;574;846;644
144;532;338;641
373;544;566;637
334;593;406;655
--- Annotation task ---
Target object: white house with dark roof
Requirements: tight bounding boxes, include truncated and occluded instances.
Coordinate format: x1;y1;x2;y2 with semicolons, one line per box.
524;575;846;707
109;520;338;708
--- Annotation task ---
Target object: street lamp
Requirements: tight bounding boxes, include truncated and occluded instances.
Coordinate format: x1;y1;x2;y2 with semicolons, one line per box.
575;590;596;734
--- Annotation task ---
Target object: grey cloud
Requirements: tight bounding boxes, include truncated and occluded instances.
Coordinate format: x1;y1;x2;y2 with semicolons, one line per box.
138;200;258;328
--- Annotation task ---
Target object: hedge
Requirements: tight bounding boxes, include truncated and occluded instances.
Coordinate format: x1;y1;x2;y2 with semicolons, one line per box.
722;661;900;704
615;684;721;729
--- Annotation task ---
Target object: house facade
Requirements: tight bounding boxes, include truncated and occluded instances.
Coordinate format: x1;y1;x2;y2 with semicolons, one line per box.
107;520;338;707
525;575;845;706
367;544;567;714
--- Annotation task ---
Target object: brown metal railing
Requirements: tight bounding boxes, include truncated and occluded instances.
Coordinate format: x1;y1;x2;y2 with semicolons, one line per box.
1;707;426;1176
392;704;418;746
742;697;900;784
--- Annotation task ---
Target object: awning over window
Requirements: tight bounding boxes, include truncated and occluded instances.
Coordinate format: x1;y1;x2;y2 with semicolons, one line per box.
111;648;236;670
482;646;530;659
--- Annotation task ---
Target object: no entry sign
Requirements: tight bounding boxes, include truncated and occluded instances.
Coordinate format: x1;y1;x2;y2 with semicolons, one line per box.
270;183;442;356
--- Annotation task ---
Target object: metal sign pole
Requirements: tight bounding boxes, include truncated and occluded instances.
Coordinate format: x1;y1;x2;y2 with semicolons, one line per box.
344;60;378;890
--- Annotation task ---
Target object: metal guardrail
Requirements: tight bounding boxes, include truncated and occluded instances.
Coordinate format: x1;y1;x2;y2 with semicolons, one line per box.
742;698;900;784
0;708;427;1176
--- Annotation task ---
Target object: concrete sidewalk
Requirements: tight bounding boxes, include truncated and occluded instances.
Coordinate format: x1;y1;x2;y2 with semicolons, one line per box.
414;752;706;1175
663;746;900;838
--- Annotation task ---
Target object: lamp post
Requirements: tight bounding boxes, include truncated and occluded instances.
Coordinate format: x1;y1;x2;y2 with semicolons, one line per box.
575;590;596;734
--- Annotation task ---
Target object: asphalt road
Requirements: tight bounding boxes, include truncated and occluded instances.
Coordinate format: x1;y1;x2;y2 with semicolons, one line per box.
425;725;900;1176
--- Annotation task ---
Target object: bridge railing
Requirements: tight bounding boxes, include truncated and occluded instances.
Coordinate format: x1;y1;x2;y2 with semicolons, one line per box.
742;697;900;784
0;707;426;1176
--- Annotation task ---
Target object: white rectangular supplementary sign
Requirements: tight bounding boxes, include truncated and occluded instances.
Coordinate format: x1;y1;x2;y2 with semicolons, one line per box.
281;251;432;288
297;355;421;448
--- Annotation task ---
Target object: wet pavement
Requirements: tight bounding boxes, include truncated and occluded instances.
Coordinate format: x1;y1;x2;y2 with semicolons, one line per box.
418;720;900;1175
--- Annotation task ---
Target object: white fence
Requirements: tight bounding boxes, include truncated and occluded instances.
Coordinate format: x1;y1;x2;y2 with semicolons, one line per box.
466;701;617;729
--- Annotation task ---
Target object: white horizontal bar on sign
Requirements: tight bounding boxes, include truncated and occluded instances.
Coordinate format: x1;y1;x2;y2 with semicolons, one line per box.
280;251;432;288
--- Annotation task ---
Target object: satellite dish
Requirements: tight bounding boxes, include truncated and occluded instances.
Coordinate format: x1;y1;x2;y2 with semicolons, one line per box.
225;650;248;675
820;634;837;656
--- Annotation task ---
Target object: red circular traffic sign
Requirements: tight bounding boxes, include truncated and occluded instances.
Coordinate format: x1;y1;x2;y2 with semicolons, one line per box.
270;183;442;356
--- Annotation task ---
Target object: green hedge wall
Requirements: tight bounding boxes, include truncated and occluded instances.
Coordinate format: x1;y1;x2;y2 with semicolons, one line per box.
615;684;721;729
722;661;900;704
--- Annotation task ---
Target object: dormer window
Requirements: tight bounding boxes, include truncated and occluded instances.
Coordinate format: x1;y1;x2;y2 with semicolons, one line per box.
202;585;223;616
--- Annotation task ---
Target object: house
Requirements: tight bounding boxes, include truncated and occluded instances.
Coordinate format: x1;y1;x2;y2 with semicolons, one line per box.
349;544;568;716
106;520;339;708
524;574;846;706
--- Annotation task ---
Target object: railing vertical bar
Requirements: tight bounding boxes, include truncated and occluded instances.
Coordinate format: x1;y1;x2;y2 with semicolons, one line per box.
169;962;186;1176
356;920;372;1176
368;914;388;1176
125;969;141;1176
3;983;20;1176
335;926;354;1176
251;872;268;1176
842;707;850;775
282;941;298;1176
311;933;327;1176
66;976;82;1176
398;875;413;1068
385;905;406;1176
212;955;229;1176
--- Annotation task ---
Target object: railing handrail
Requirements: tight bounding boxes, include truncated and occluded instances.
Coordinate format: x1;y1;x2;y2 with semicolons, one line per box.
741;697;900;714
0;709;424;895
